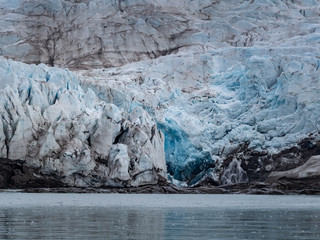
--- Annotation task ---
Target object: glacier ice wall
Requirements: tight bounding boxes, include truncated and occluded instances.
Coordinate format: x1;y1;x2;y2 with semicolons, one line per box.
1;0;320;186
76;48;320;185
1;0;320;69
0;57;166;187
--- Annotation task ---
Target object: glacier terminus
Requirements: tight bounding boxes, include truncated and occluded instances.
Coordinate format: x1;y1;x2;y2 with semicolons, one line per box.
0;0;320;192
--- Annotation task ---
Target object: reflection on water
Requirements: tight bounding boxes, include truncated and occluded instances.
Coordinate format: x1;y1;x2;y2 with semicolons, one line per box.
164;209;320;240
0;193;320;240
0;207;165;240
0;204;320;239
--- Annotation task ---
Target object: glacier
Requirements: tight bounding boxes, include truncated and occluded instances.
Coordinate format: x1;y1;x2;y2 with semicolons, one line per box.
0;0;320;188
0;57;166;187
76;49;320;186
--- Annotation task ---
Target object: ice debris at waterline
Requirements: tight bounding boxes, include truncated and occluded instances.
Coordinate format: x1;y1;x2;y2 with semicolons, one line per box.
1;0;320;188
0;57;166;188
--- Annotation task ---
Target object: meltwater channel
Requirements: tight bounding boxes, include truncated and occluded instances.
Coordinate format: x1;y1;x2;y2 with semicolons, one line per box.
0;193;319;240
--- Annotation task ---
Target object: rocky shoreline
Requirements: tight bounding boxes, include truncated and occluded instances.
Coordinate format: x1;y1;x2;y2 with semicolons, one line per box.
2;155;320;195
3;177;320;195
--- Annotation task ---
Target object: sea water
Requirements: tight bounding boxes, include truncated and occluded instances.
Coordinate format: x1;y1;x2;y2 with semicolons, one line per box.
0;193;319;239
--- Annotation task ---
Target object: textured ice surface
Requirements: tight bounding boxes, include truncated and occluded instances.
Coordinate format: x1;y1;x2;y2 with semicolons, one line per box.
1;0;320;186
1;0;320;69
76;48;320;185
0;57;166;187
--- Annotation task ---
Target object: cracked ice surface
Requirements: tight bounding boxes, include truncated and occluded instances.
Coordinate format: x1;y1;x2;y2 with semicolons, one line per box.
1;0;320;69
0;57;166;187
1;0;320;186
76;48;320;185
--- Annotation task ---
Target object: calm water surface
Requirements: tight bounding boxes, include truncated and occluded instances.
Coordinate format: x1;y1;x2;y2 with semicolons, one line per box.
0;193;319;240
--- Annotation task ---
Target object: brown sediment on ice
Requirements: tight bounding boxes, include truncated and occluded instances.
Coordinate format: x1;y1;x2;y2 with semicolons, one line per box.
18;176;320;195
2;155;320;195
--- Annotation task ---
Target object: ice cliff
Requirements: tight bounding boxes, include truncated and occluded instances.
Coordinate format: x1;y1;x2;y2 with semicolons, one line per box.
0;57;166;187
76;49;320;186
1;0;320;187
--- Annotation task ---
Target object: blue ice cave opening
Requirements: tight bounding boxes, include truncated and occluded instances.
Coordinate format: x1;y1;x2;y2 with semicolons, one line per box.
157;118;215;185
